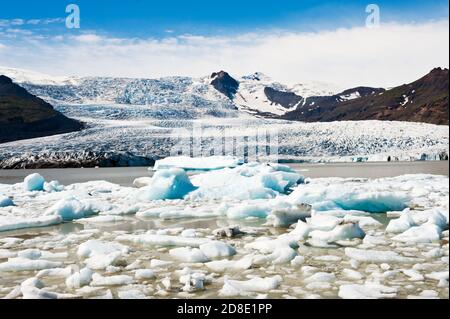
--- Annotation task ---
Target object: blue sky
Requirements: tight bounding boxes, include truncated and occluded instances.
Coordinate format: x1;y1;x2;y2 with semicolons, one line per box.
0;1;449;87
0;0;448;37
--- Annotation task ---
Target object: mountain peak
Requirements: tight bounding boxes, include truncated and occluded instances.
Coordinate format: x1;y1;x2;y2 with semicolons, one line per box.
210;71;239;99
0;75;13;85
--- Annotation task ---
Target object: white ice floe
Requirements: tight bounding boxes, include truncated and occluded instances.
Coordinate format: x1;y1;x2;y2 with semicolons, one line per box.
178;268;206;292
0;257;62;272
309;222;365;245
117;233;210;248
392;210;448;243
386;209;416;233
77;240;129;270
245;236;298;264
169;247;209;263
188;163;303;201
136;168;197;201
20;277;79;299
198;241;236;259
345;248;418;264
219;275;282;297
288;176;415;213
135;269;156;280
338;283;397;299
45;196;98;222
91;273;134;286
205;255;254;272
43;181;64;193
66;268;94;289
154;156;243;171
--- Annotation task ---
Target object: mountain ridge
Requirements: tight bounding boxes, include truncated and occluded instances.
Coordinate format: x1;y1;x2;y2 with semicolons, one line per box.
0;75;83;143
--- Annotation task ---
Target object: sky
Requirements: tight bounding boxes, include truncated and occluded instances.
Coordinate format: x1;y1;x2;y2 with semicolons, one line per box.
0;0;449;88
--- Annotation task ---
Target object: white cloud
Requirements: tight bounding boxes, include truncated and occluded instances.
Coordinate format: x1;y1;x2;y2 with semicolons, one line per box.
0;20;448;88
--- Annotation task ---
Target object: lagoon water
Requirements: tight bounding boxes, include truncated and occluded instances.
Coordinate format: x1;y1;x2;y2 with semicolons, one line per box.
0;161;448;186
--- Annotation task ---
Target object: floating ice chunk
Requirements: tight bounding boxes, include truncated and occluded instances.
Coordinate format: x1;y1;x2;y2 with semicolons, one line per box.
422;248;445;259
289;220;312;240
66;268;93;289
304;272;335;283
21;277;79;299
425;271;449;282
401;269;424;281
0;249;16;259
392;210;447;243
309;222;365;244
78;240;129;258
117;233;210;248
212;226;245;238
45;197;98;221
342;269;364;280
179;269;206;292
342;215;382;228
23;173;45;191
0;195;14;207
345;248;418;264
77;240;129;270
0;257;63;272
226;205;269;220
393;224;442;243
205;255;254;272
245;236;298;265
181;229;197;238
291;256;305;267
15;248;66;260
219;276;282;297
199;241;236;259
386;211;416;233
154;156;243;171
43;180;64;193
91;273;134;286
189;163;303;201
135;269;156;280
150;259;173;268
306;215;342;231
169;247;209;263
289;178;410;213
266;204;311;227
338;283;397;299
136;168;197;201
0;215;61;232
37;266;74;279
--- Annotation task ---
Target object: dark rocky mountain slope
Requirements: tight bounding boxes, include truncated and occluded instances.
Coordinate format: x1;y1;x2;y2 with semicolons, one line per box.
0;75;83;143
283;68;449;125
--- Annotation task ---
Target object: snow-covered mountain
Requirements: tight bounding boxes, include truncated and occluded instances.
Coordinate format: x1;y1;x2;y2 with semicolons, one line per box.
0;66;340;118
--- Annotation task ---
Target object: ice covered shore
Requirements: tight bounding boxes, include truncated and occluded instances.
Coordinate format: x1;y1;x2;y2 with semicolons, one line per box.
0;160;448;299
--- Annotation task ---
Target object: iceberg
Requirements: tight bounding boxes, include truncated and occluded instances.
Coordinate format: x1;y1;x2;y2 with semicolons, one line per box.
45;197;98;221
288;177;411;213
0;195;14;207
188;163;303;201
23;173;46;191
136;168;197;201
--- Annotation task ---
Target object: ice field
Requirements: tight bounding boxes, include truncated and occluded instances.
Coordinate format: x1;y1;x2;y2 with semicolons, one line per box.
0;158;448;299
